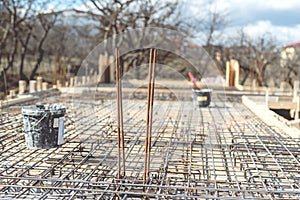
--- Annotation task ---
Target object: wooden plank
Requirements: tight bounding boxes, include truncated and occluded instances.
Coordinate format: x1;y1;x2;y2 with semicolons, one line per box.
275;96;293;102
242;95;300;138
268;101;297;110
0;95;35;108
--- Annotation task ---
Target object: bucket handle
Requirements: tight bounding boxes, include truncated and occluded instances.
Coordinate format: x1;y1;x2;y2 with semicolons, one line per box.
31;112;49;129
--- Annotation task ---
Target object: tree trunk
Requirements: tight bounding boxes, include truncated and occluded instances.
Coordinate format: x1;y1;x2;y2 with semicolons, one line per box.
29;26;49;80
30;49;44;80
19;31;32;81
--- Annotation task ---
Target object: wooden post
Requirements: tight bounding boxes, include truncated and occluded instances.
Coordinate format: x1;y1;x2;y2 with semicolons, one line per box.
293;80;299;102
265;89;269;108
29;80;37;93
36;76;42;91
109;55;115;82
69;77;74;87
53;55;57;84
233;59;240;87
225;61;231;87
42;82;48;90
226;59;240;87
19;80;26;94
8;90;16;99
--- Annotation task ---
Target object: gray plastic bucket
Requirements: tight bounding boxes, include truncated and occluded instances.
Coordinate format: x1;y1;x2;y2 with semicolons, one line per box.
22;104;66;149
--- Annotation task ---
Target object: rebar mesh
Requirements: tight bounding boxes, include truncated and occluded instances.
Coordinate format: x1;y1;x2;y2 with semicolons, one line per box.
0;90;300;199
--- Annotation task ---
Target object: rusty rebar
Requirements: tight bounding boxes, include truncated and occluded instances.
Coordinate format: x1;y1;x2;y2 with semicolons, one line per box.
144;49;153;183
143;48;157;184
2;75;300;199
147;49;156;174
118;50;126;177
116;48;125;179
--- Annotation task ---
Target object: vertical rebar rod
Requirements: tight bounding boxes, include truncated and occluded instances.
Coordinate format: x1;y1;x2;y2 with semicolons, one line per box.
118;49;126;177
147;49;156;173
119;51;126;177
144;48;153;183
116;50;121;180
116;48;125;179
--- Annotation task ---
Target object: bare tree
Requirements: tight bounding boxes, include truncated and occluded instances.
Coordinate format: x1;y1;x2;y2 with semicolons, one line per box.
1;0;34;77
29;13;57;80
0;0;37;94
189;1;229;75
226;31;280;87
281;44;300;88
74;0;188;80
0;0;59;84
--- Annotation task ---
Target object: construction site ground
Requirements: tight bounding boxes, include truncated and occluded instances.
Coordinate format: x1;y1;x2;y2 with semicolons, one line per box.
0;83;300;199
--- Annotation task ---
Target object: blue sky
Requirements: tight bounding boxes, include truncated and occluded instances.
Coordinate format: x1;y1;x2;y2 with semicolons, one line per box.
45;0;300;46
186;0;300;46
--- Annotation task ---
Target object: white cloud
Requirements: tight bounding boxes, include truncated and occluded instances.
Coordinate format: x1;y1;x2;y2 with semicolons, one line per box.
243;21;300;45
250;0;300;10
187;0;300;45
214;0;300;11
221;20;300;46
244;20;275;37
